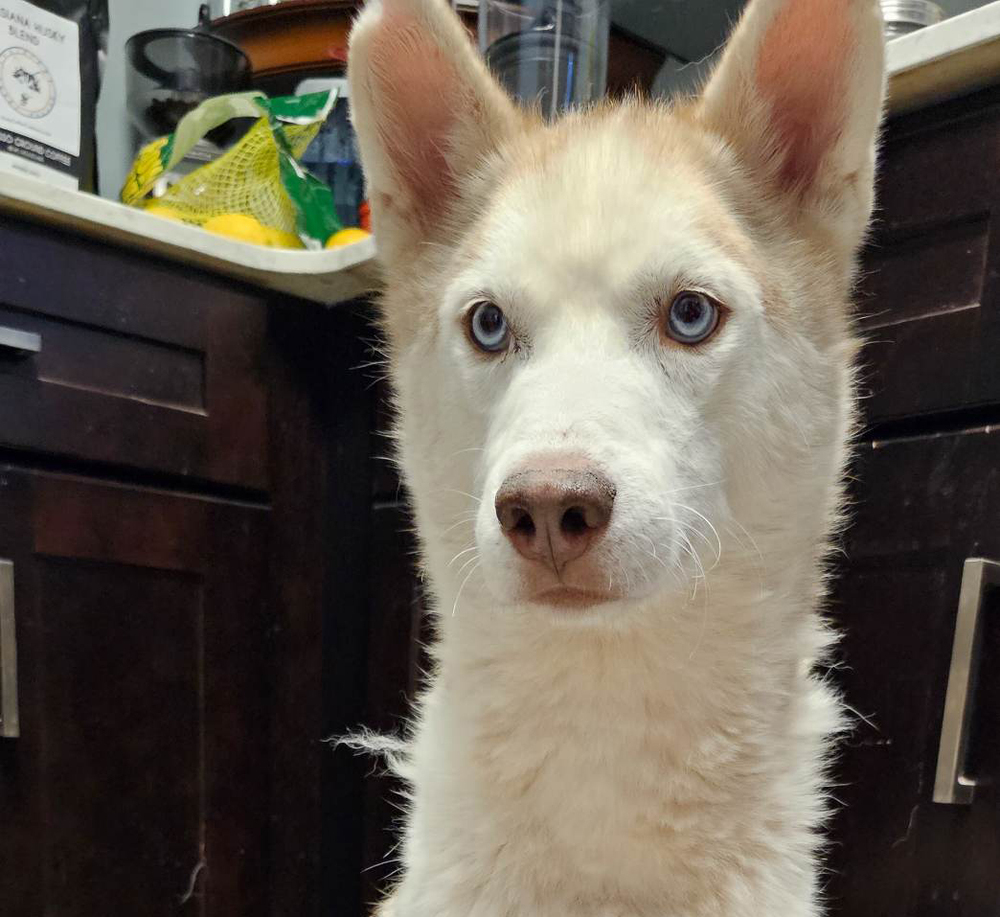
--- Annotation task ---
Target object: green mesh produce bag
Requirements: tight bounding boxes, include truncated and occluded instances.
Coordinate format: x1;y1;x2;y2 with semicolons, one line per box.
121;90;342;249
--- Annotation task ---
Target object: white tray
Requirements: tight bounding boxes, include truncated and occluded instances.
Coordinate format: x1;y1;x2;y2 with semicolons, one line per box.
0;172;380;306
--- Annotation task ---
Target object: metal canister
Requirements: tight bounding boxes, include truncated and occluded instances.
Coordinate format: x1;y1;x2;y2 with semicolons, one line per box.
209;0;284;17
881;0;944;40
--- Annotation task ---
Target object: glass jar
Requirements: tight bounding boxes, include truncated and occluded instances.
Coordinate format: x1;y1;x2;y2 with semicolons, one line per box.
210;0;285;17
478;0;610;118
881;0;944;40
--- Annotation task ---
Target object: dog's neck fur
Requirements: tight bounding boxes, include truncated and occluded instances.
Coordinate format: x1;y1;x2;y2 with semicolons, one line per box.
390;541;839;917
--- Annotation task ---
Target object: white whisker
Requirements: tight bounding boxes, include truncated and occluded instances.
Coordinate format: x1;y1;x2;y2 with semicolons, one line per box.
627;534;654;587
455;552;481;578
728;518;767;600
440;515;478;537
440;488;483;504
678;531;708;602
451;560;481;617
671;503;723;568
663;479;725;496
641;533;669;570
447;545;479;568
688;575;711;662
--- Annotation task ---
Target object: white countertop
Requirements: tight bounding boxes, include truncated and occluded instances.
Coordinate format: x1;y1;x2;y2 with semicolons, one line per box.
887;0;1000;113
0;171;380;306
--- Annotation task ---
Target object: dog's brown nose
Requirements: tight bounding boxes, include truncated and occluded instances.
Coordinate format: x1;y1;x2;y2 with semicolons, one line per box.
495;469;615;572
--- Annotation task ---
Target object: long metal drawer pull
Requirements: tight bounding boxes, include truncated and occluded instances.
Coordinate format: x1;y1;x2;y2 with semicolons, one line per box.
0;560;18;739
0;325;41;357
932;557;999;804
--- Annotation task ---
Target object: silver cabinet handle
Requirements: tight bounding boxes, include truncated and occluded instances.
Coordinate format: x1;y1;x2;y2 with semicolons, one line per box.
0;325;41;358
0;560;17;738
933;557;999;804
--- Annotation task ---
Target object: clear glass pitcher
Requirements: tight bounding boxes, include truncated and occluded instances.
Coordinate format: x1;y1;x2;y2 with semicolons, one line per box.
478;0;610;118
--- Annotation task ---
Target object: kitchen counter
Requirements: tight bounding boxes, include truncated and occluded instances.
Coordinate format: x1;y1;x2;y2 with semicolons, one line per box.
888;0;1000;113
3;3;1000;296
0;172;379;306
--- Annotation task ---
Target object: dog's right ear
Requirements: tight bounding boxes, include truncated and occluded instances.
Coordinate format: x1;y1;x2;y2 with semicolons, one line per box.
348;0;518;266
697;0;885;257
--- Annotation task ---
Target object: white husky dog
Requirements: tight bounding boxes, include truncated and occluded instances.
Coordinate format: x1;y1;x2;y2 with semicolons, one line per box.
347;0;885;913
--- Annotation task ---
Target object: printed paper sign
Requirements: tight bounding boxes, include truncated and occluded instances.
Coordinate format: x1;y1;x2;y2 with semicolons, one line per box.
0;0;81;189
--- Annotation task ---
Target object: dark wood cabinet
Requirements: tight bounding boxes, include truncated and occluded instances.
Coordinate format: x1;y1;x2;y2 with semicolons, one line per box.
0;471;268;916
0;215;378;917
823;86;1000;917
828;429;1000;916
855;88;1000;427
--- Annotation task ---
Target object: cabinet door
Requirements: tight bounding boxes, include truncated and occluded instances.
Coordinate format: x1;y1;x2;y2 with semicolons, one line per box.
0;219;269;490
0;469;268;917
827;426;1000;916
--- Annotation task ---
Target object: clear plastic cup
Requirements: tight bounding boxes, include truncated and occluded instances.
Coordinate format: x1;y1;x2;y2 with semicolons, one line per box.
478;0;610;118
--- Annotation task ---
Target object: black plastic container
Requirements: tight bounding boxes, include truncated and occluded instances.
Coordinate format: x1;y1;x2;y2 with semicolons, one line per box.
125;6;250;141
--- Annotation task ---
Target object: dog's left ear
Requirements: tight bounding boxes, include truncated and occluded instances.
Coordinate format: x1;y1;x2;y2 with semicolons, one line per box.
348;0;519;267
698;0;885;254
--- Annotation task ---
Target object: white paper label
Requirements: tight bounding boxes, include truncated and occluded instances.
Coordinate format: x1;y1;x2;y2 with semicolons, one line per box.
0;0;80;188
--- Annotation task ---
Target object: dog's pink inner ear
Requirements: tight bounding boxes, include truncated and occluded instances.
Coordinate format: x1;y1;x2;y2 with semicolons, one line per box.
755;0;853;189
369;11;468;221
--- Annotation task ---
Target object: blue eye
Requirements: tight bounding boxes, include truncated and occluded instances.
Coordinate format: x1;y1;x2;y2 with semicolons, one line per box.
665;291;720;345
468;300;511;353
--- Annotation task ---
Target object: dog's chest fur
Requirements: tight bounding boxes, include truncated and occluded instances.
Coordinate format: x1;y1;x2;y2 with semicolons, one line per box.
390;574;838;917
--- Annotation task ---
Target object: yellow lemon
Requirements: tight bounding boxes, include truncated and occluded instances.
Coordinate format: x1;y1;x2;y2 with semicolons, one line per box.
264;226;305;249
325;227;371;249
203;213;271;245
144;203;187;222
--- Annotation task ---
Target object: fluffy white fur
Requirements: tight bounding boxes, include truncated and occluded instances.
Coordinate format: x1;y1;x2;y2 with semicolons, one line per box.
347;0;886;914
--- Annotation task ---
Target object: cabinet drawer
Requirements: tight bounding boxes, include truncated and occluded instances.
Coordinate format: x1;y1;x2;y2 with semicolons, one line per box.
856;93;1000;425
827;426;1000;916
0;220;268;490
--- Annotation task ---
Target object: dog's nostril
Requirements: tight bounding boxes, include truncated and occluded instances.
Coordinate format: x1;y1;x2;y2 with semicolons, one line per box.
512;507;535;536
496;497;537;538
561;506;589;536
